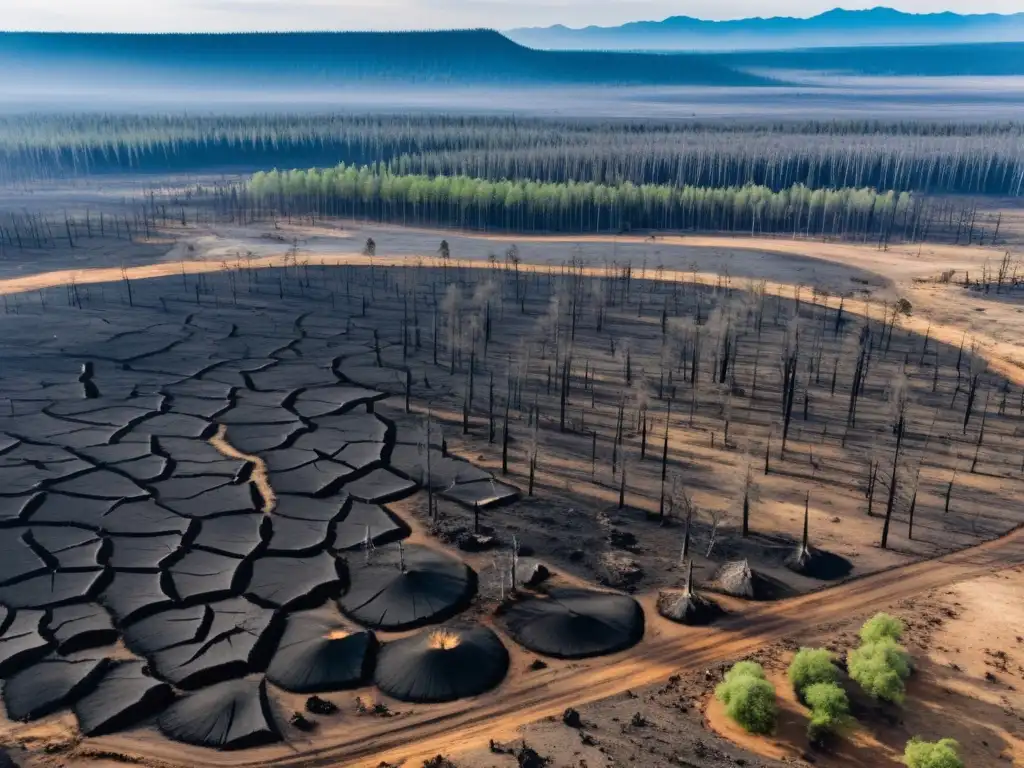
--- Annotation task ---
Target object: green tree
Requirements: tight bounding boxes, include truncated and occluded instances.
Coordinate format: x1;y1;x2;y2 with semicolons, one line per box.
904;738;964;768
804;681;850;744
848;640;911;704
859;613;905;645
788;648;840;702
715;661;776;735
725;660;767;683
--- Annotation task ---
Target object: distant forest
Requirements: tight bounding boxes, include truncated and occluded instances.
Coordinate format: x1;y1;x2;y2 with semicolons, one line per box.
2;114;1021;197
0;31;767;88
713;42;1024;78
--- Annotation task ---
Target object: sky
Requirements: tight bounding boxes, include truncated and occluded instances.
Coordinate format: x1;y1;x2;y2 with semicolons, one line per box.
4;0;1022;32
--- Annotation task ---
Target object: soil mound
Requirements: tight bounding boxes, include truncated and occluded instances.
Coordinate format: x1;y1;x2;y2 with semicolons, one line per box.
656;590;725;626
339;544;475;630
374;625;508;703
502;587;644;659
709;560;794;601
266;613;377;693
74;660;174;736
157;678;280;749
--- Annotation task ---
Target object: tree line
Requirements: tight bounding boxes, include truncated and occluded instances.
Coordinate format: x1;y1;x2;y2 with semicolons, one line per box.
1;113;1021;196
236;163;968;244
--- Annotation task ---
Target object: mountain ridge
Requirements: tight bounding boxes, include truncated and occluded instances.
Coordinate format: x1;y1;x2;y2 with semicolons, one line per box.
0;30;771;88
506;7;1024;51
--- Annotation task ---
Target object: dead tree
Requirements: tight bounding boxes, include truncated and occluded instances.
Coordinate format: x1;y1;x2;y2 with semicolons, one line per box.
881;378;909;550
780;331;799;456
741;459;755;537
971;389;992;473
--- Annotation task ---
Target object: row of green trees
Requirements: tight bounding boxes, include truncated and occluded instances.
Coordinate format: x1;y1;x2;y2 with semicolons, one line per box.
1;113;1020;195
715;614;963;767
241;163;924;241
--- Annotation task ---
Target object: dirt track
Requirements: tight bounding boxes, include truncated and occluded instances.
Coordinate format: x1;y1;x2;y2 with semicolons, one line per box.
83;521;1024;767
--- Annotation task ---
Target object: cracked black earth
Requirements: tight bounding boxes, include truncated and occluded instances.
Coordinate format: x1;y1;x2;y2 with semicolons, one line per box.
0;266;524;750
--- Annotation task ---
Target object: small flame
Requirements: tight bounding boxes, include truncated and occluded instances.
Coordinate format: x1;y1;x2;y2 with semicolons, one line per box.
427;630;461;650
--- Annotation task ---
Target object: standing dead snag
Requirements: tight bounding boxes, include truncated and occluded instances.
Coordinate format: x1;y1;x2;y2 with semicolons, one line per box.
881;377;909;550
501;374;512;476
847;326;871;428
780;327;799;456
971;389;992;473
866;456;879;516
488;372;495;444
422;413;435;521
963;354;985;435
618;454;627;510
907;467;921;540
740;459;756;537
658;401;671;521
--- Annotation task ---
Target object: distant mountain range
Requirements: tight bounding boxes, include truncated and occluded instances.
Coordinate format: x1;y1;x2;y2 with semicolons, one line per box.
0;30;769;89
506;7;1024;51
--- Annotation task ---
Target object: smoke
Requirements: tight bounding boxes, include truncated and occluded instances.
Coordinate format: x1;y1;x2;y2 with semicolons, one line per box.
888;371;909;422
472;279;496;307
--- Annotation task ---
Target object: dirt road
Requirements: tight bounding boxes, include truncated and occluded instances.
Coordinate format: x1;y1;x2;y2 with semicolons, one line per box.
86;521;1024;768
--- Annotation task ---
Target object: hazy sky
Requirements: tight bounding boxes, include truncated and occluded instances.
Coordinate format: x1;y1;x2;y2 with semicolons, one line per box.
5;0;1021;32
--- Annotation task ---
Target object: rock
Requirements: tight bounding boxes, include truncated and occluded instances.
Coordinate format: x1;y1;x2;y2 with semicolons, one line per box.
289;712;316;732
529;659;548;671
562;708;582;728
305;695;337;715
517;746;548;768
608;529;638;550
598;553;644;588
458;533;496;552
524;563;551;588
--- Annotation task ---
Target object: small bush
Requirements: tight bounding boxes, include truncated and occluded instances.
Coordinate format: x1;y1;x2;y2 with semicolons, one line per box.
716;661;776;735
804;681;850;744
859;613;905;645
848;640;911;704
788;648;840;701
724;660;766;683
904;737;964;768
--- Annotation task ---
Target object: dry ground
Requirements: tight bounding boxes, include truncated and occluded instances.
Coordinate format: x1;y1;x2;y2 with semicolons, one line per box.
1;219;1024;767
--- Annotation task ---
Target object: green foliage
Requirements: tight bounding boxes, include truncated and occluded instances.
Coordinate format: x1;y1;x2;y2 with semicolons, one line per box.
804;682;850;743
848;640;911;704
724;660;766;683
859;613;905;645
246;162;915;238
716;661;777;735
787;648;840;700
903;738;964;768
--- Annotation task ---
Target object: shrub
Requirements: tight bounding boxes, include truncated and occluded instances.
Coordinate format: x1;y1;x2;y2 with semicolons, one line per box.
788;648;840;701
859;613;905;645
724;660;766;683
903;737;964;768
848;640;911;704
804;682;850;744
715;661;776;735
